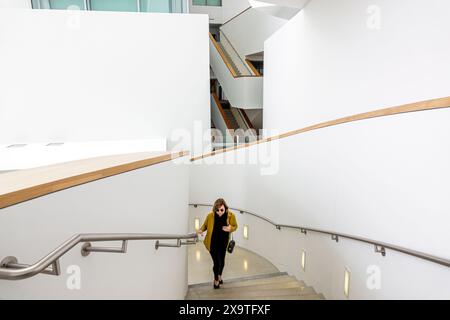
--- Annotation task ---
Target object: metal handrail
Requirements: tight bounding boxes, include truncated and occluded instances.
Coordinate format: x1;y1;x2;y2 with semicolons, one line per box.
221;6;252;26
0;232;197;280
190;204;450;268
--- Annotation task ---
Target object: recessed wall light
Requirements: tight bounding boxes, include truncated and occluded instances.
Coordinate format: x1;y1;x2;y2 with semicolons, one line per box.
344;268;351;299
301;250;306;272
194;218;200;231
243;225;249;239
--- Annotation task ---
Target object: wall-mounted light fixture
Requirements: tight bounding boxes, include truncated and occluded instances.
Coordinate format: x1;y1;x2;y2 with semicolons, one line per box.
344;268;351;299
301;250;306;272
243;225;249;239
194;218;200;231
244;260;248;271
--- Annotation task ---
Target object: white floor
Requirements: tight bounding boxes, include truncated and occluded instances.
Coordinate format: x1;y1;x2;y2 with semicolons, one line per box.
188;242;279;285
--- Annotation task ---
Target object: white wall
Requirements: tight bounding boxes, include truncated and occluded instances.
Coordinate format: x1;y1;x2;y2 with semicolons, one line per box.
0;0;31;8
189;105;450;299
0;158;190;299
0;9;210;151
264;0;450;132
221;7;287;57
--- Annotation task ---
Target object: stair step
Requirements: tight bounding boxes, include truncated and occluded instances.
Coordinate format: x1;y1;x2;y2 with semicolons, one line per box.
189;272;289;288
249;294;325;300
191;275;302;292
194;286;317;300
186;272;325;300
186;291;324;301
194;281;307;295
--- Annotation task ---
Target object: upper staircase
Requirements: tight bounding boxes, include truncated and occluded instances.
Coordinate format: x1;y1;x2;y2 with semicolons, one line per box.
209;33;263;109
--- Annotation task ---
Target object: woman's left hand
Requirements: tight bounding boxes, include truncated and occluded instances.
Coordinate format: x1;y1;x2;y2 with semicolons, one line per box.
222;225;231;232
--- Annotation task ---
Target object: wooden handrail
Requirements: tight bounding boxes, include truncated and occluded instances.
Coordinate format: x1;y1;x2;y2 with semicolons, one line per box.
191;96;450;161
212;93;233;130
209;33;239;78
240;108;256;130
0;151;188;209
245;59;262;77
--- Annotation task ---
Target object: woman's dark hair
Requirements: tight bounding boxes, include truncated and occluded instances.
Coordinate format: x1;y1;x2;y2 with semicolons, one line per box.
213;198;228;213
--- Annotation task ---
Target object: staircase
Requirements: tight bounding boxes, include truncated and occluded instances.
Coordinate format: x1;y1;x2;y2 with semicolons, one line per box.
218;42;242;77
223;108;240;130
186;272;325;300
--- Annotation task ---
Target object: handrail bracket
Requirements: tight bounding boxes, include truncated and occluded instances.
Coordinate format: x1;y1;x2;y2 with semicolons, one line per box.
375;245;386;257
1;256;61;276
81;240;128;257
155;239;182;250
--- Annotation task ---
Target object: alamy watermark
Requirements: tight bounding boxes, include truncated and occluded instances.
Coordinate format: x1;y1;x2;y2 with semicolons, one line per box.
366;5;382;30
366;265;381;290
66;265;81;290
170;121;280;176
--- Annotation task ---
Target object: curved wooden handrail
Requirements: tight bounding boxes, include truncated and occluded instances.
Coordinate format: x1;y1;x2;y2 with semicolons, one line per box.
0;151;188;209
191;96;450;161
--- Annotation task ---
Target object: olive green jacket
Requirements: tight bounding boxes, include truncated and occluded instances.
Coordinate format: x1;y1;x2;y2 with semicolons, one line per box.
200;210;238;252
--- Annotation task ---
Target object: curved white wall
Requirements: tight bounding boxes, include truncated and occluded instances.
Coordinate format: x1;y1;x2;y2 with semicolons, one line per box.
0;158;190;299
189;107;450;299
264;0;450;132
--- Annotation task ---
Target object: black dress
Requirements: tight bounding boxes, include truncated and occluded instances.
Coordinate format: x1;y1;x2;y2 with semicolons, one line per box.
210;212;229;280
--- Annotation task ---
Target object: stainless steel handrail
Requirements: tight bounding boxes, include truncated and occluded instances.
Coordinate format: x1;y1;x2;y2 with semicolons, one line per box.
191;203;277;226
190;203;450;268
0;232;197;280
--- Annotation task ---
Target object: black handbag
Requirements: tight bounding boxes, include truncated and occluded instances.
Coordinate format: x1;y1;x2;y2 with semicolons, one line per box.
227;233;235;253
226;211;235;253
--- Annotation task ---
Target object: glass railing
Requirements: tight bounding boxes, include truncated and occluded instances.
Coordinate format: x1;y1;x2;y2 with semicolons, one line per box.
31;0;187;13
